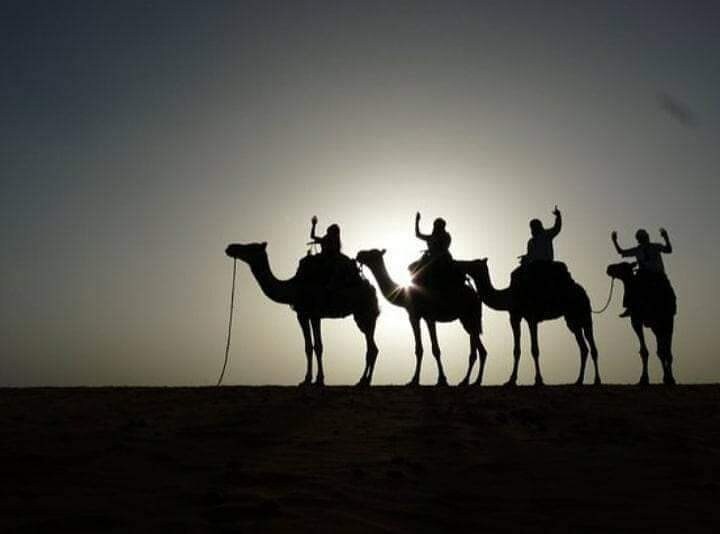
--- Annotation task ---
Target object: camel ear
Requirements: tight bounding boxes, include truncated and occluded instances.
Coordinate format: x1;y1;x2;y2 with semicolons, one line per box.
261;241;268;250
380;249;387;256
481;257;488;263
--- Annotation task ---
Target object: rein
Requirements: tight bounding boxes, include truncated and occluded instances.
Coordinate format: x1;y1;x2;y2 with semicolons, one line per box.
216;258;237;386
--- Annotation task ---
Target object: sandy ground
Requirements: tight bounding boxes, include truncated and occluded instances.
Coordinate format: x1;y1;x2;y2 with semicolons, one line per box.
1;385;719;533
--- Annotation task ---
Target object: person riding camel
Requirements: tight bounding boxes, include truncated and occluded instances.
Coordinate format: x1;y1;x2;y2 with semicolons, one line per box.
306;216;359;291
512;205;570;301
415;212;451;258
612;228;673;318
409;212;460;288
310;215;341;257
524;205;562;264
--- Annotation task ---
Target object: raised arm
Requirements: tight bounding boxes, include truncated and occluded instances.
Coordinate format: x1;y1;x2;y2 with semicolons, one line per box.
611;231;636;257
659;228;672;253
548;205;562;238
310;215;321;242
415;212;430;241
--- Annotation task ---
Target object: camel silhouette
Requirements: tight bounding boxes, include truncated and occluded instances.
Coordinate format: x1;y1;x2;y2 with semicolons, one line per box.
356;249;486;386
225;242;380;386
458;259;600;386
606;262;677;385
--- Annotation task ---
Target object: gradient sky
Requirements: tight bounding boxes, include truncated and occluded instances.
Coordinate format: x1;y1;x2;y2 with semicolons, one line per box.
2;1;719;386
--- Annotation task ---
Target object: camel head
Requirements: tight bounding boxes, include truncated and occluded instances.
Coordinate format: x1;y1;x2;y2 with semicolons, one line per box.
606;262;635;281
355;249;386;269
225;242;268;263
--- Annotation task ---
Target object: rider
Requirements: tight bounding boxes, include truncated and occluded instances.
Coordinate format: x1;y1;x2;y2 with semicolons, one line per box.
410;212;457;287
524;205;562;264
310;215;341;257
415;212;451;257
308;216;358;290
611;228;673;317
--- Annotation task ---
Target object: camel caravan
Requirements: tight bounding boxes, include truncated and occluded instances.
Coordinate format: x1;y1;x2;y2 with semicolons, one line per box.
225;207;677;387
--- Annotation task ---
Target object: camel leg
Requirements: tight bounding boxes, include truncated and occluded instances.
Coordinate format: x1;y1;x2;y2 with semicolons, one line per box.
655;321;676;386
505;315;522;386
408;315;423;386
572;326;588;386
459;333;476;387
632;319;650;386
529;320;544;386
584;324;601;385
354;313;379;387
475;336;488;386
310;317;324;386
426;319;448;386
297;314;313;386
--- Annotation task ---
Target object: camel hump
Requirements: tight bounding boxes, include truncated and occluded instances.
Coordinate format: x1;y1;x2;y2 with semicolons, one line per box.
408;253;467;291
633;271;677;318
510;260;575;308
296;252;362;288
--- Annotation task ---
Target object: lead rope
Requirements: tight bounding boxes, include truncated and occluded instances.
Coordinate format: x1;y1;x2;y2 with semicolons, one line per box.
217;259;237;386
591;277;615;314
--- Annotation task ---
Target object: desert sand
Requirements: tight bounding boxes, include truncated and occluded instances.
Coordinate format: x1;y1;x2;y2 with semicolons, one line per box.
1;385;719;532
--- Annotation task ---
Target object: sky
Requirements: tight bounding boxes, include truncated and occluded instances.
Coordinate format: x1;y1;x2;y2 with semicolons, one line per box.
2;0;719;386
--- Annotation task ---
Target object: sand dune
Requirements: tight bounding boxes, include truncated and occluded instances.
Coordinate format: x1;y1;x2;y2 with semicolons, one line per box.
1;385;719;532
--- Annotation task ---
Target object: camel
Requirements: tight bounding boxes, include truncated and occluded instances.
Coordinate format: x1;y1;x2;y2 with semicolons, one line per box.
458;259;600;386
606;262;676;385
355;249;486;386
225;242;380;386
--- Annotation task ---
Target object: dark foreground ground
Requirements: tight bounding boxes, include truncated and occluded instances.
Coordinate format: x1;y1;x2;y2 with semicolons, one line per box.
1;385;719;533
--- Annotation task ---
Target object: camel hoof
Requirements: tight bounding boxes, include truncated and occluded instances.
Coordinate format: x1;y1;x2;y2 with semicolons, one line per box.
534;379;545;387
406;380;420;388
436;378;449;387
355;378;369;388
503;380;517;387
473;379;483;387
663;376;676;386
313;379;325;387
594;378;602;386
298;379;312;387
637;377;650;387
458;379;470;387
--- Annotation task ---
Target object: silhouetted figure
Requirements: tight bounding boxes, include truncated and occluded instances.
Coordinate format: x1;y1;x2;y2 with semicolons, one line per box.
513;206;573;326
458;206;598;386
458;258;600;386
524;205;562;264
612;228;673;318
225;239;380;387
310;215;341;257
408;212;464;289
415;212;451;257
357;249;485;386
305;216;358;291
608;227;677;385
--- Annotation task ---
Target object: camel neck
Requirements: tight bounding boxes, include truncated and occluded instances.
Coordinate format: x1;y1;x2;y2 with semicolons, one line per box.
366;261;408;308
247;253;296;306
467;263;512;311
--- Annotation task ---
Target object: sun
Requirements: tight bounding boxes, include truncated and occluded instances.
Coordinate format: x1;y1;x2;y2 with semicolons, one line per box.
383;238;422;289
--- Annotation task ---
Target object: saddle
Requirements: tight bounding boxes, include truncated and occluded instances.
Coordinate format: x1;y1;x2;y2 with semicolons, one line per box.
408;252;467;291
511;261;574;308
297;252;363;289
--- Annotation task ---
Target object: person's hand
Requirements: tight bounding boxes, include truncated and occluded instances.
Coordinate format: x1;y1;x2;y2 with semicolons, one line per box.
660;227;668;238
611;231;618;241
552;205;560;217
415;212;421;222
311;215;318;226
